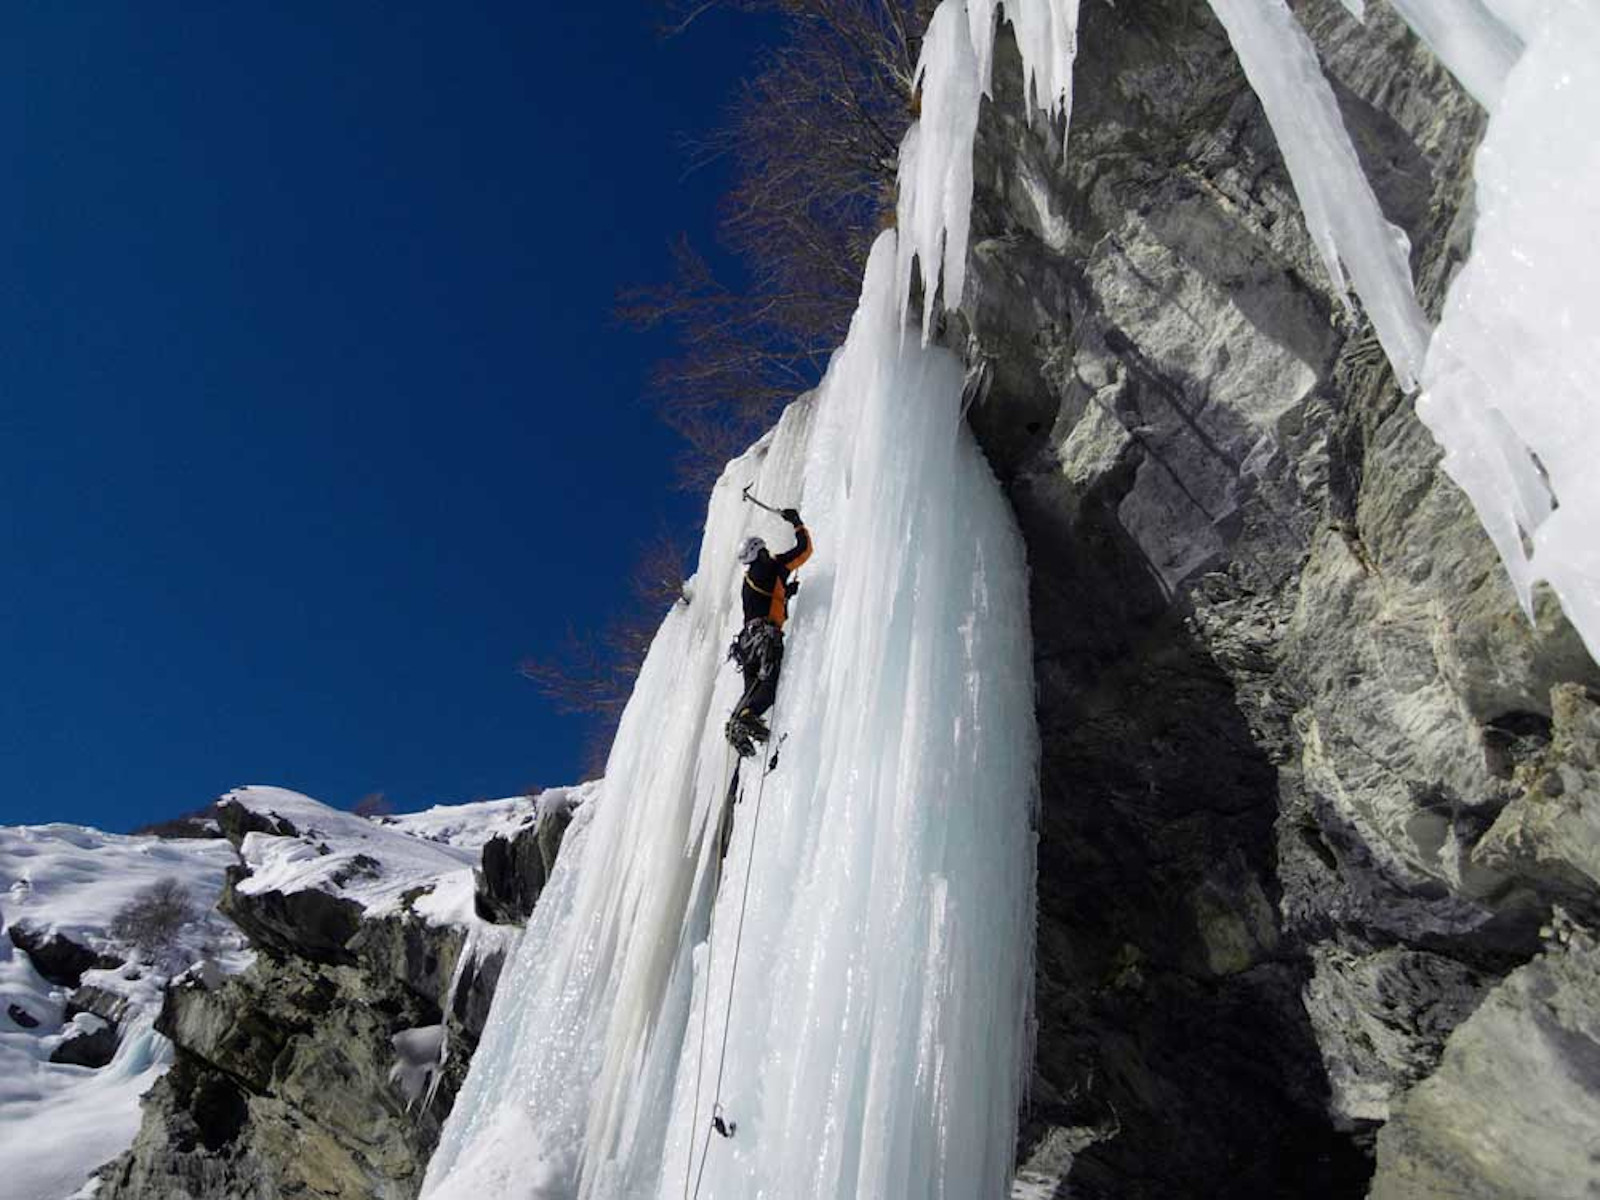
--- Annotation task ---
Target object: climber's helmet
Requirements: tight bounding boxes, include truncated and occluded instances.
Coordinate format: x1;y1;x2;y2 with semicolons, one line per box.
736;536;766;565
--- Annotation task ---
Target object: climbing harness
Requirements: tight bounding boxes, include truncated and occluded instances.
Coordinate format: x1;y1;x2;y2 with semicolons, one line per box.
682;701;784;1200
727;619;782;677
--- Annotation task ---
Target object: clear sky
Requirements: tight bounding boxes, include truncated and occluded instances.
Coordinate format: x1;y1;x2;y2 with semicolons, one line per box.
2;3;783;832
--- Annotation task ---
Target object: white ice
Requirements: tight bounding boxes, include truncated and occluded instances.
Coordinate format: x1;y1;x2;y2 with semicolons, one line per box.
1415;0;1600;659
896;0;1081;334
1205;0;1432;389
1381;0;1524;109
423;230;1039;1200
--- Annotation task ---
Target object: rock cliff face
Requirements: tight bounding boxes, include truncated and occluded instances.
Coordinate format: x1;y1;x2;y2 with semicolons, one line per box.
94;810;566;1199
945;1;1600;1195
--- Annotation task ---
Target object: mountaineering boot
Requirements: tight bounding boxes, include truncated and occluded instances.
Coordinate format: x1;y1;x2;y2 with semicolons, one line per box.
725;715;758;758
741;712;770;742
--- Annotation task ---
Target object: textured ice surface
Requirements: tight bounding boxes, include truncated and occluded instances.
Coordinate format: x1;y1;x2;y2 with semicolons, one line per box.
896;0;1080;334
1205;0;1431;389
423;233;1039;1200
1416;1;1600;659
1382;0;1524;108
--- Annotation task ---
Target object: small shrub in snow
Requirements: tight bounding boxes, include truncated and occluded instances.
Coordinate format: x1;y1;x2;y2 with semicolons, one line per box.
354;791;393;818
109;877;197;964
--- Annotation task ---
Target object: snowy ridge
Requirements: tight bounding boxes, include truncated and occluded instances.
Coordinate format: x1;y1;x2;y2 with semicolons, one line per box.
225;785;490;926
385;793;546;850
2;787;570;1200
424;232;1039;1199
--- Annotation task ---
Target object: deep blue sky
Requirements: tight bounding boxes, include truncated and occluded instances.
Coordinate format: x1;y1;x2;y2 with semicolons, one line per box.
2;3;782;831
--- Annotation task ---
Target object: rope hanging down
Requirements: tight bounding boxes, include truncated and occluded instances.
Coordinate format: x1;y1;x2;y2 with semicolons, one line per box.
682;743;734;1200
682;715;784;1200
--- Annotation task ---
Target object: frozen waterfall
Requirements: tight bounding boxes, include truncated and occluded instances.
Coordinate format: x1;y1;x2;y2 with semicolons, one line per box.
423;0;1600;1192
421;232;1039;1199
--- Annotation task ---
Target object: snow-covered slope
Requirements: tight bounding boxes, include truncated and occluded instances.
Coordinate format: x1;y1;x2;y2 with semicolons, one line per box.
2;786;573;1200
0;824;246;1200
423;227;1040;1199
223;785;491;928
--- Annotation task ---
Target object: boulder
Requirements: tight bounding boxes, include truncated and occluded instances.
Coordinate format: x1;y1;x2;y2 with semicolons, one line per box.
1371;922;1600;1199
7;1002;41;1030
218;865;364;965
5;923;120;987
50;1013;119;1068
473;804;573;924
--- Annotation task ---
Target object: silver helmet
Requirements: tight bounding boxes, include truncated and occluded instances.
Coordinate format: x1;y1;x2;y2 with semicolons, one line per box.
736;535;766;565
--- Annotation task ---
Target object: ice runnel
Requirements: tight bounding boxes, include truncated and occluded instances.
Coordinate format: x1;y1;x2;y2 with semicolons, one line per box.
422;232;1039;1199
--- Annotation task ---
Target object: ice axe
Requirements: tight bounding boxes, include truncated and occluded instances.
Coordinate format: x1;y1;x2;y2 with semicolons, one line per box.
740;483;782;516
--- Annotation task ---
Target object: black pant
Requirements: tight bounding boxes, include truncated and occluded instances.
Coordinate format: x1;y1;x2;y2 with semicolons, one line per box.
734;621;785;720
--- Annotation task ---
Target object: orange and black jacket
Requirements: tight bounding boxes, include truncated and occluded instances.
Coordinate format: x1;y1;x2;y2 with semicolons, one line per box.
741;525;812;628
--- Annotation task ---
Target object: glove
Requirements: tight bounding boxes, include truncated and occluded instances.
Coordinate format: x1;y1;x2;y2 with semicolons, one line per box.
781;507;802;526
785;577;800;599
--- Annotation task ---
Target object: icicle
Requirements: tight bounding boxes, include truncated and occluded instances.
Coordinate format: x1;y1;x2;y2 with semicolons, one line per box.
896;0;981;339
422;230;1038;1200
896;0;1082;337
998;0;1082;129
1205;0;1432;390
1383;0;1524;109
1415;0;1600;658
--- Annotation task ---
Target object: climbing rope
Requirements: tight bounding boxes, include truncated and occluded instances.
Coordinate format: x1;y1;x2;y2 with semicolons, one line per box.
684;711;783;1200
682;740;736;1200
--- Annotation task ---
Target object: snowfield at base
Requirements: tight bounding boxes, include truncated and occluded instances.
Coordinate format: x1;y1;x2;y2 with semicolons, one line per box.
2;786;581;1200
423;230;1040;1200
0;824;246;1200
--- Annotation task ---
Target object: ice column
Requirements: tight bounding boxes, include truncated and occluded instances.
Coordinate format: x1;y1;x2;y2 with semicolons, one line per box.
422;232;1039;1200
895;0;1081;336
1415;1;1600;659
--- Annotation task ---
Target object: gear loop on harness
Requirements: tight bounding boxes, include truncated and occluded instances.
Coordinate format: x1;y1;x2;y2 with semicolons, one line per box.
727;618;782;681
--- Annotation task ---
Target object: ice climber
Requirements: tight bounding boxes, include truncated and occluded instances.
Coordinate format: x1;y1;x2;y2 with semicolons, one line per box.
726;506;811;756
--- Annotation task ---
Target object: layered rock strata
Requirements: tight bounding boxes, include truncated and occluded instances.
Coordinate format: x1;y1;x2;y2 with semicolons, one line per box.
944;2;1600;1195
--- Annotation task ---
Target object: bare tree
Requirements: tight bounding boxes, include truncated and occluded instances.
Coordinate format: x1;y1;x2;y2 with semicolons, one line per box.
354;792;394;819
520;530;691;772
111;878;197;964
622;0;935;485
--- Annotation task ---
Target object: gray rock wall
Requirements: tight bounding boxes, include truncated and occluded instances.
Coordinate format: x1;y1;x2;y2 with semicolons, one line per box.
95;909;499;1200
94;811;564;1199
943;1;1600;1195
